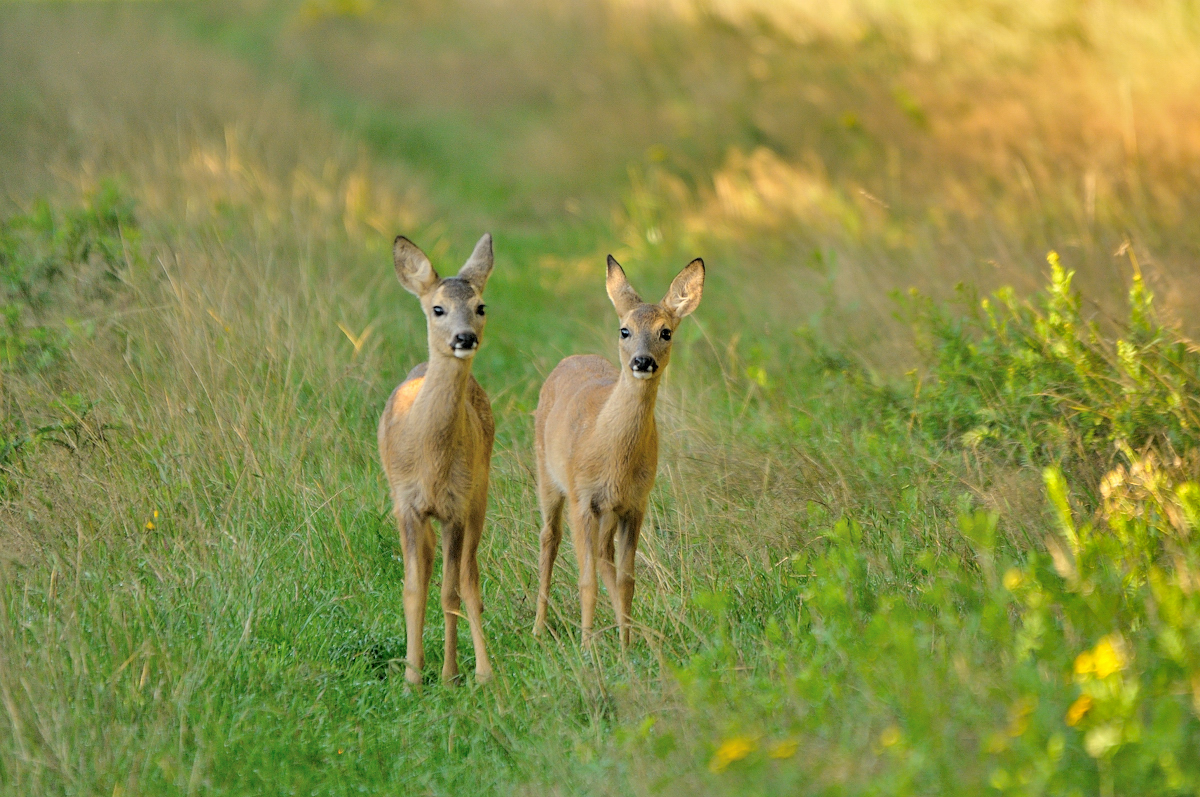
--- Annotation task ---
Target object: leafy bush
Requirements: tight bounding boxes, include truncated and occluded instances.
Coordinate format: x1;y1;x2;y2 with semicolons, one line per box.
908;252;1200;473
662;260;1200;794
998;455;1200;787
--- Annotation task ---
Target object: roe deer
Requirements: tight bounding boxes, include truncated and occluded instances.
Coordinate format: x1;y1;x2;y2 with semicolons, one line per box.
378;233;496;684
533;255;705;648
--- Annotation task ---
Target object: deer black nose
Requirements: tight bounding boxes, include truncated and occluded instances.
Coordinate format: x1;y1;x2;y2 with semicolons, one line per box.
453;332;478;349
630;355;657;373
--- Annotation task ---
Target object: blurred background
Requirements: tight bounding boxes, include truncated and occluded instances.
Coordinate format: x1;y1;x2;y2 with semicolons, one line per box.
5;0;1200;357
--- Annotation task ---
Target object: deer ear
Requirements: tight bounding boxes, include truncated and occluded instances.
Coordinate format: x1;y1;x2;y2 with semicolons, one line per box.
393;236;439;296
662;258;705;319
457;233;494;292
606;255;642;316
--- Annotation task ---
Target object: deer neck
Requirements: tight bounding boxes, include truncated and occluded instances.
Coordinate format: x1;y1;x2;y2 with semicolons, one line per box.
412;351;472;437
597;369;660;450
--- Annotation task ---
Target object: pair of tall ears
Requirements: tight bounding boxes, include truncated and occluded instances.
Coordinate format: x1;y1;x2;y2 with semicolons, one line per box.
606;255;705;319
393;235;704;320
393;233;494;296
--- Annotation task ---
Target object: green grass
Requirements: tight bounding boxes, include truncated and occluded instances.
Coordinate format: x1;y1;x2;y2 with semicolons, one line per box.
3;1;1200;795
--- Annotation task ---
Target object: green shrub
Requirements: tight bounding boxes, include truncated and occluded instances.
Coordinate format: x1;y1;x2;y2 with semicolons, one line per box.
661;260;1200;794
983;457;1200;795
908;252;1200;473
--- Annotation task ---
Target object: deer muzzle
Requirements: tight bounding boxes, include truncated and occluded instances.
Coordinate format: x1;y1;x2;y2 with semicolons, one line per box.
630;355;658;378
452;331;479;358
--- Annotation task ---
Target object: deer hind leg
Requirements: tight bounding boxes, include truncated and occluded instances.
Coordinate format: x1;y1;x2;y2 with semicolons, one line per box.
615;510;644;650
571;501;601;647
399;510;436;685
534;476;565;636
441;524;464;683
596;510;621;632
460;508;493;683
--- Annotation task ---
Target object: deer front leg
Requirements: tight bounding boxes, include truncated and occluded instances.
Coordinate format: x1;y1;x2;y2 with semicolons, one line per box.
534;475;565;636
460;507;493;683
596;511;621;630
572;502;601;647
615;510;644;650
400;511;436;685
441;525;464;683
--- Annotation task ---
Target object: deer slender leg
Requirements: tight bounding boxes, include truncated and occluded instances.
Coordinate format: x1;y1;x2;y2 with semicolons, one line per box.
441;524;464;682
573;503;601;647
614;510;644;650
596;511;621;630
460;507;493;682
534;475;566;635
400;511;436;685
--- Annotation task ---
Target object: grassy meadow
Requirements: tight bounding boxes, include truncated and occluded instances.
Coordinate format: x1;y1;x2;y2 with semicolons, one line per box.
3;1;1200;794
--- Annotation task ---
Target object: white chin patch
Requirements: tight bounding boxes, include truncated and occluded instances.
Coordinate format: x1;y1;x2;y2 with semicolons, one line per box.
631;370;654;380
453;348;476;360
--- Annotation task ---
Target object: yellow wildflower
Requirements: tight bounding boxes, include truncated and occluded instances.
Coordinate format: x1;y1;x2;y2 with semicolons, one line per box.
1075;636;1126;681
1092;636;1125;678
1003;568;1023;591
144;509;159;531
879;725;902;747
1066;694;1092;726
709;736;756;773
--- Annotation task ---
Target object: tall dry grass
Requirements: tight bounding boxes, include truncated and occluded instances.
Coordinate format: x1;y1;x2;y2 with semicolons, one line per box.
0;4;432;559
221;0;1200;371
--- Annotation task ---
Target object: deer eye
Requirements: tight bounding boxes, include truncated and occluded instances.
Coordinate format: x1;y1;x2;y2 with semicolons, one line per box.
476;304;486;316
620;328;631;339
660;328;672;341
432;306;445;316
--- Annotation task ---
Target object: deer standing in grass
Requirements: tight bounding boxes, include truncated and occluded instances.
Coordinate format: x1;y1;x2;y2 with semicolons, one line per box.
379;233;495;685
533;255;705;648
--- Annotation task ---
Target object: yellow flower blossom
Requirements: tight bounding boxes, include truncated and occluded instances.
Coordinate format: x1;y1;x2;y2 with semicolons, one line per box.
1092;636;1125;678
1075;636;1126;681
879;725;902;747
1003;568;1023;591
709;736;756;772
1066;694;1092;726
